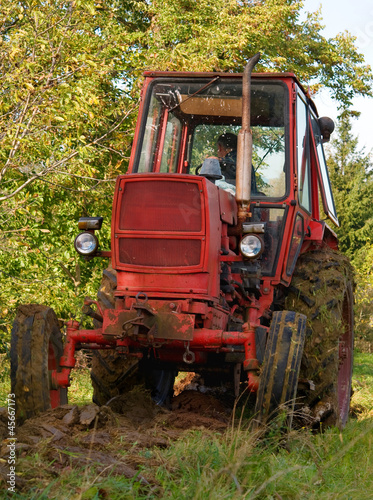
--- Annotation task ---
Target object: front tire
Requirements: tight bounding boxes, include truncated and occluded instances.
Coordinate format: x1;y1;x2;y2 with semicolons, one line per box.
90;265;140;405
10;305;67;422
254;310;307;427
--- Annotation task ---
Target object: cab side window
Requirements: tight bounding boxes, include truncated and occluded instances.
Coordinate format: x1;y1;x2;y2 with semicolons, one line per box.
296;95;311;212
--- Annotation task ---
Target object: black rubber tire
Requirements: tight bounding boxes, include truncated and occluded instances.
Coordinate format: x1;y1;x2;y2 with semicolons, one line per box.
285;247;354;428
254;310;307;427
90;264;176;406
90;264;139;405
91;349;140;406
10;304;68;422
91;349;176;407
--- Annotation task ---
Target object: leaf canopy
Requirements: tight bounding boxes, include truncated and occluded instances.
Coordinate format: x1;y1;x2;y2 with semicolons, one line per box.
0;0;372;338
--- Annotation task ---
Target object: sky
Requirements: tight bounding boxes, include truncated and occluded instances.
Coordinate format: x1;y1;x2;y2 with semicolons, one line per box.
302;0;373;153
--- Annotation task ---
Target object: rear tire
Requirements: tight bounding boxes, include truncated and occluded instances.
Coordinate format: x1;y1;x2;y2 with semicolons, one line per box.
10;305;68;422
286;248;354;428
90;264;176;406
90;265;139;405
254;310;307;427
91;349;140;406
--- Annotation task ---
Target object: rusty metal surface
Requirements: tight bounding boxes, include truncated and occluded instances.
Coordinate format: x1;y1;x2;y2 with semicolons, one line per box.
103;308;194;341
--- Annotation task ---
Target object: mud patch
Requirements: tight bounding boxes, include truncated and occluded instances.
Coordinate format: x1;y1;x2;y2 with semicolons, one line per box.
168;390;231;430
0;387;232;492
106;389;160;425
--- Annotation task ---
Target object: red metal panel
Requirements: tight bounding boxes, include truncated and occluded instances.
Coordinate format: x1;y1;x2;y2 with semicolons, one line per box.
119;179;202;232
119;238;201;267
103;308;195;341
219;188;237;225
112;174;222;300
113;176;206;272
116;271;210;296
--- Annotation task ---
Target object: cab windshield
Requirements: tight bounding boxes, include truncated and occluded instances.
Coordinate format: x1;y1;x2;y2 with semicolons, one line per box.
134;78;287;199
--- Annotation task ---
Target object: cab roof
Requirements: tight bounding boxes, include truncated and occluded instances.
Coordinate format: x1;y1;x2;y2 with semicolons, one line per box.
142;70;315;112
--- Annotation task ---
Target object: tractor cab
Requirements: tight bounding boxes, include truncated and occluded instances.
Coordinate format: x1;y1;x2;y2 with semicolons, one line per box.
112;69;338;287
131;74;286;202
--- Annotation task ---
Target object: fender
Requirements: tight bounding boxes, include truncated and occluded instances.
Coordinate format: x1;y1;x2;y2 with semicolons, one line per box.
301;219;338;252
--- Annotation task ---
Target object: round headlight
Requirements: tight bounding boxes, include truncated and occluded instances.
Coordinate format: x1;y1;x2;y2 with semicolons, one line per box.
239;234;263;259
74;232;98;256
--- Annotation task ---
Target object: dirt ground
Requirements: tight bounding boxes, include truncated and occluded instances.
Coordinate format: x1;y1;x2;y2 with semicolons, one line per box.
0;375;236;491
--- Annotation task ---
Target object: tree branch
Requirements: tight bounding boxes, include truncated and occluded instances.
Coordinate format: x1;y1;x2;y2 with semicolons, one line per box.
0;105;136;201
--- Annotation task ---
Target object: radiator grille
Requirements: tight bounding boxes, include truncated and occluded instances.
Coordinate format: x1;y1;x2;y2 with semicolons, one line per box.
119;180;201;232
119;238;201;267
116;178;204;269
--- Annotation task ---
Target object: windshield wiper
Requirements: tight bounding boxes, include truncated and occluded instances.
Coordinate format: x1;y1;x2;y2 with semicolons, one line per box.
169;76;220;112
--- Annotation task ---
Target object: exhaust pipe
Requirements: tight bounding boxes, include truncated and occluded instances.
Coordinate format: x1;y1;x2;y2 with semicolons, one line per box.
236;53;261;222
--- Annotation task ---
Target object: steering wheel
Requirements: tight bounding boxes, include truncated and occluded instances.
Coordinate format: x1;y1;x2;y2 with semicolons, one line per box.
195;163;203;175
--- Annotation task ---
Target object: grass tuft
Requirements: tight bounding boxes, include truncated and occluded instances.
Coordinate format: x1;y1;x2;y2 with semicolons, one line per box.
1;353;372;499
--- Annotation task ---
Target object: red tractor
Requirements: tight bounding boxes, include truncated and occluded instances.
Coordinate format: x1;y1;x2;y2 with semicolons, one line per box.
11;54;354;428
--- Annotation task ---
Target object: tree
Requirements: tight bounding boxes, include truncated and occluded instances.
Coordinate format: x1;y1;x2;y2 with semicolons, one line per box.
327;111;373;345
1;0;371;201
141;0;372;104
0;0;141;334
1;0;373;338
352;243;373;346
0;0;142;202
327;110;373;258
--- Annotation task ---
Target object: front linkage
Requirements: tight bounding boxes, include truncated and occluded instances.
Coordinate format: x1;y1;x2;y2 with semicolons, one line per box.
50;291;276;395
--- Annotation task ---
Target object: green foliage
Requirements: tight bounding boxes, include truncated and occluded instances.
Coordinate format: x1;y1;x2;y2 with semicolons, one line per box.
1;0;372;344
0;0;137;339
327;110;373;257
65;366;93;407
327;111;373;344
140;0;373;105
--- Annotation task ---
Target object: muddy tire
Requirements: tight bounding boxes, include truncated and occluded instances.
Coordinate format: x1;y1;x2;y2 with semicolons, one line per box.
254;310;307;427
10;305;68;422
91;349;175;407
90;265;139;405
91;350;140;406
285;247;354;428
90;265;175;406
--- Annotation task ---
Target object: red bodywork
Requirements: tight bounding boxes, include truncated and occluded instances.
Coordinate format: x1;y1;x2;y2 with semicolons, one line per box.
51;71;338;394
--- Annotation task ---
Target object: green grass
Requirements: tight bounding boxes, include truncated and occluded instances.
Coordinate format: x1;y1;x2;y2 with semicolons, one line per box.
68;367;93;406
16;411;372;500
351;351;373;417
148;420;373;500
0;354;93;407
1;353;372;499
